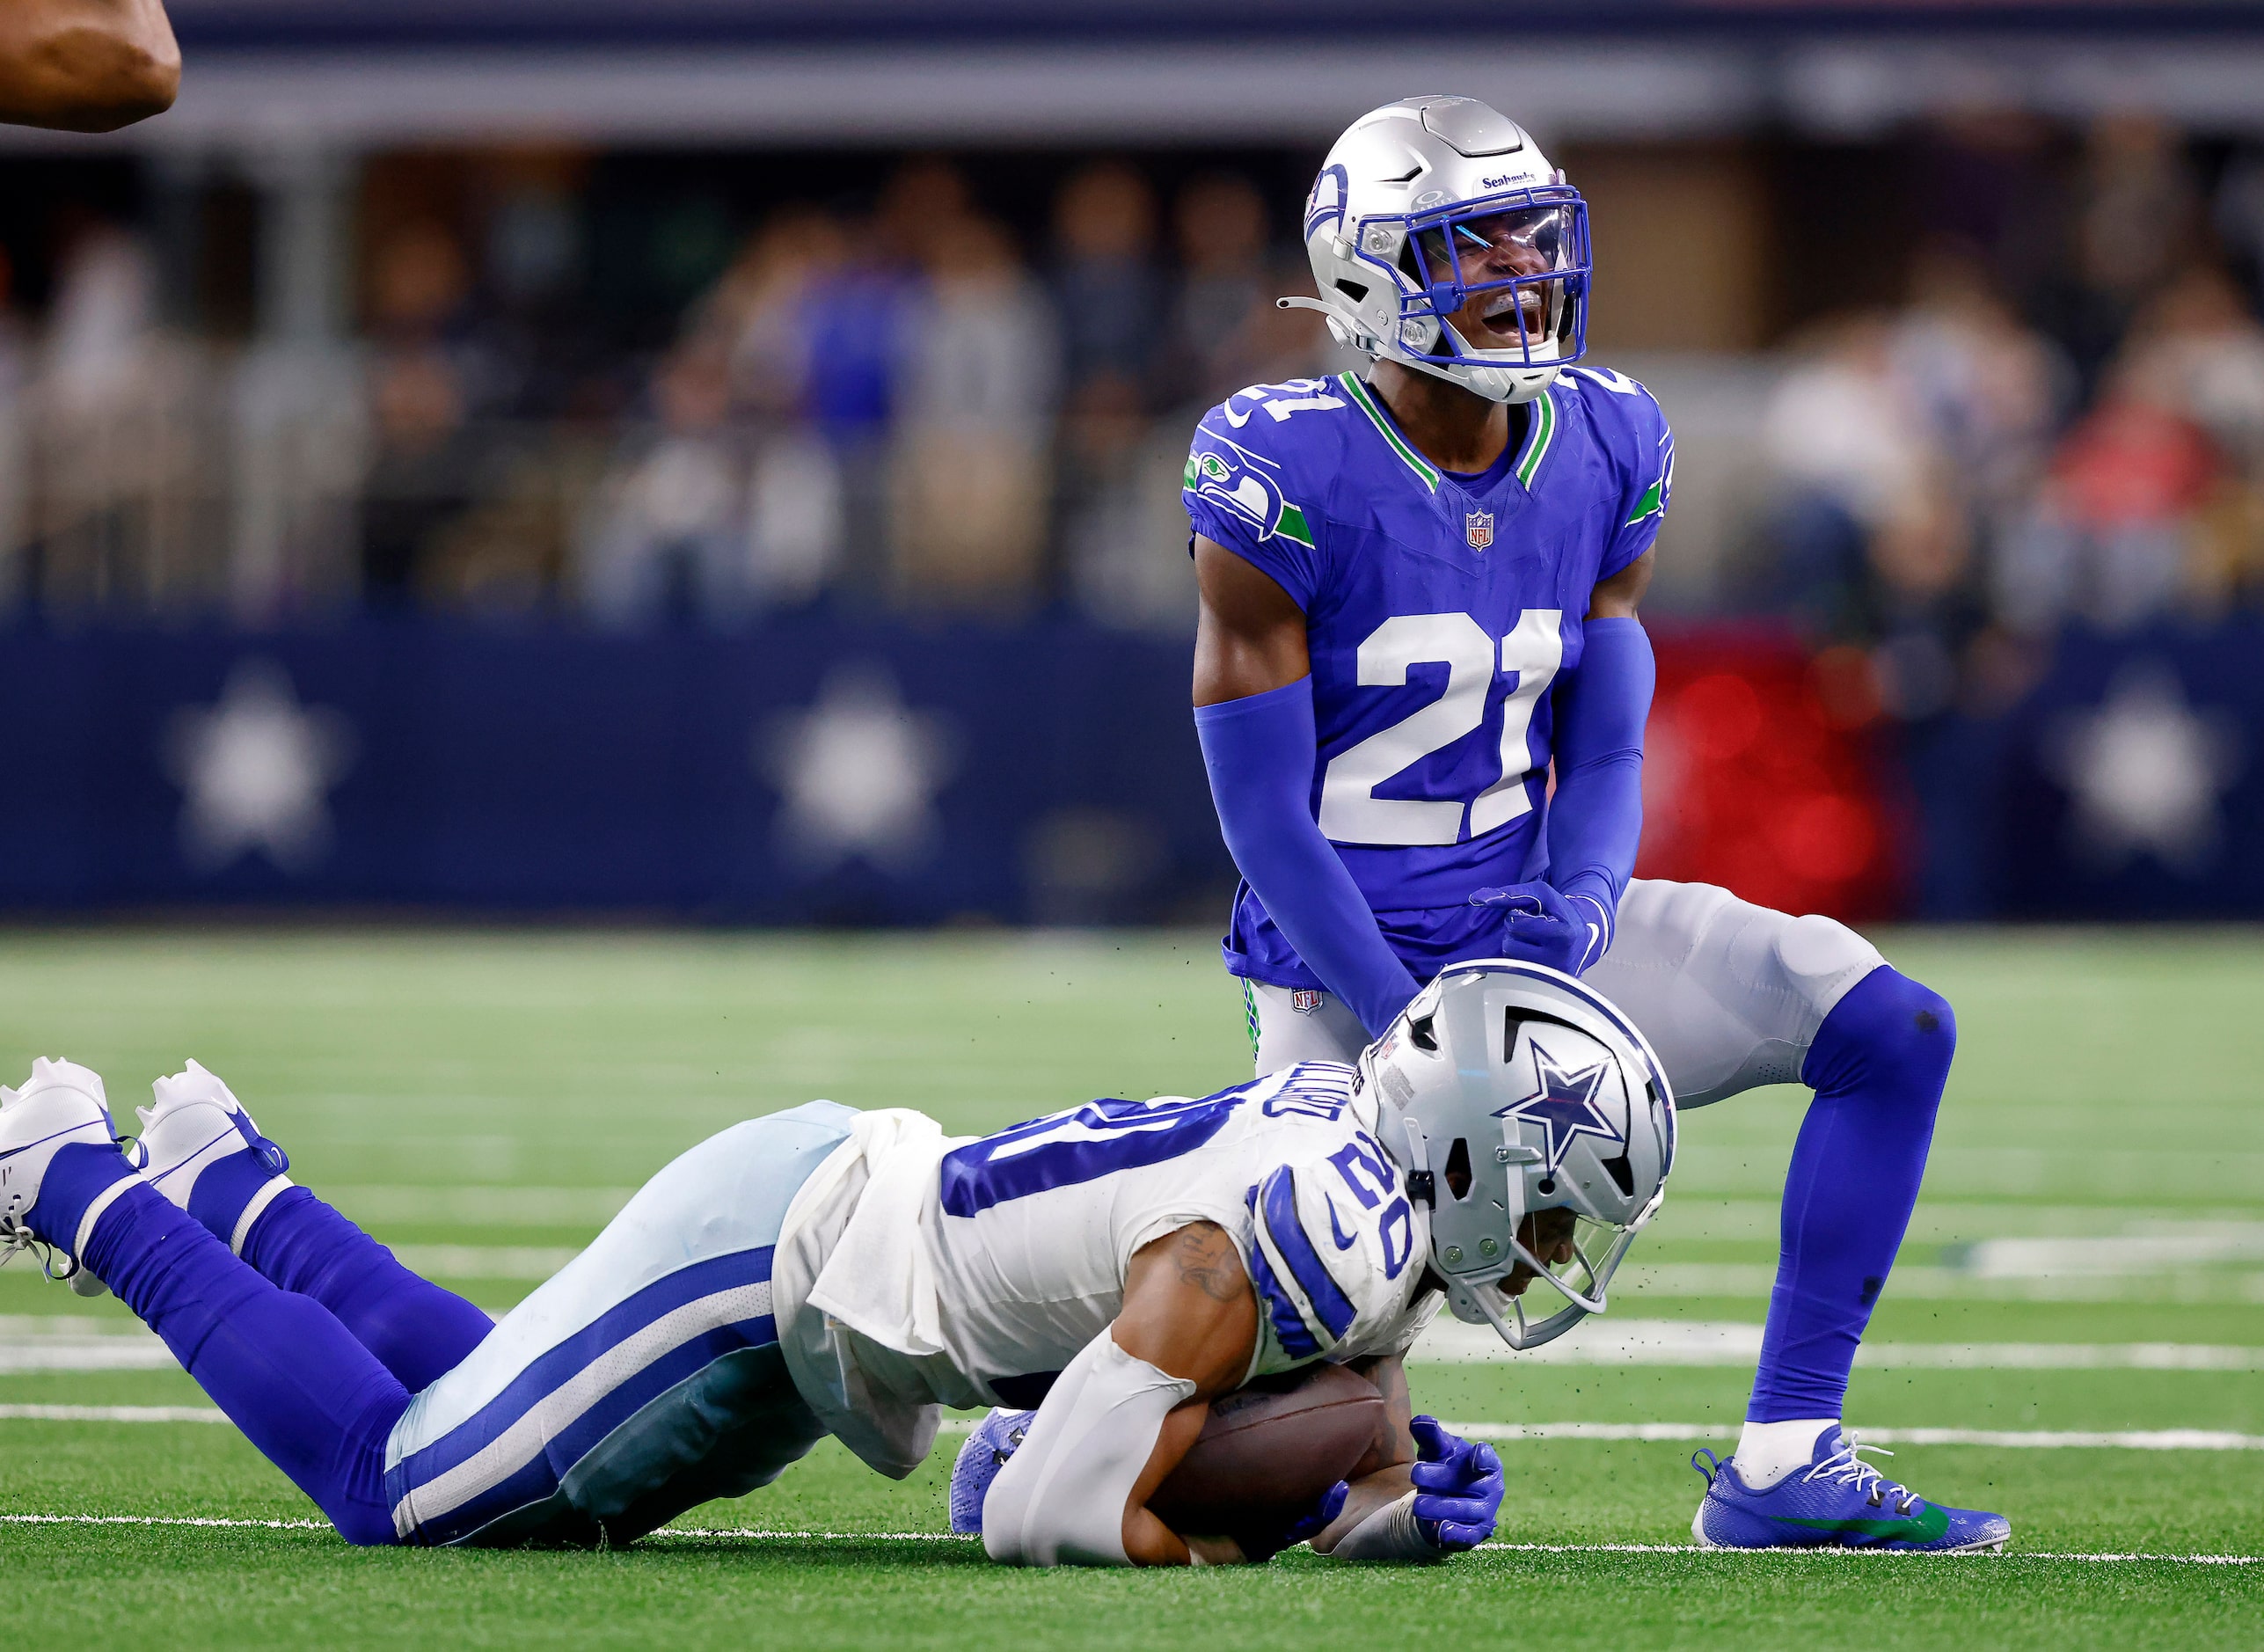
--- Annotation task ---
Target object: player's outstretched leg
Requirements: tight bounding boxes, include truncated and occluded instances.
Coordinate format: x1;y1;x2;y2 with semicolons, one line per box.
2;1059;408;1545
1698;965;2007;1550
131;1060;494;1391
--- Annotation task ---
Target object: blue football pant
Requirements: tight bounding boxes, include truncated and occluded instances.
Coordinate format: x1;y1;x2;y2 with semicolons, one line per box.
1246;876;1950;1422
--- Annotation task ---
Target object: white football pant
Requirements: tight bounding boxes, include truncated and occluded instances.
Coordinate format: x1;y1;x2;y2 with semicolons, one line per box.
1245;878;1885;1107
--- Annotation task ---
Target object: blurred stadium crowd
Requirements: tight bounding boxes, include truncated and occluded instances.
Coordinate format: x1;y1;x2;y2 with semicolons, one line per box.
0;150;1323;631
11;113;2264;656
9;106;2264;921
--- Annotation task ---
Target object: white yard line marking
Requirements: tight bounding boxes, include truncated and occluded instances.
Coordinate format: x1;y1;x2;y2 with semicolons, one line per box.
0;1406;232;1423
1478;1542;2260;1564
1950;1230;2264;1278
0;1514;2253;1564
1444;1422;2264;1451
388;1246;585;1280
11;1407;2264;1453
2;1514;335;1530
16;1315;2264;1375
1413;1317;2264;1369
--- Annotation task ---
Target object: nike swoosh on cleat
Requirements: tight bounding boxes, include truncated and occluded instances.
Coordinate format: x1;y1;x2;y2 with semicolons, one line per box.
1775;1503;1952;1545
0;1123;93;1161
144;1126;238;1188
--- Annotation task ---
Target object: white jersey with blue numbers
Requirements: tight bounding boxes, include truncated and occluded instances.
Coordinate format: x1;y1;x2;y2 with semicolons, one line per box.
770;1065;1438;1472
1184;368;1674;990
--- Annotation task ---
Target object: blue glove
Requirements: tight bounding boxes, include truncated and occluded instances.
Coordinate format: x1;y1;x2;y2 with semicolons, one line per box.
1407;1415;1502;1552
1468;881;1610;977
1231;1478;1349;1562
947;1407;1033;1535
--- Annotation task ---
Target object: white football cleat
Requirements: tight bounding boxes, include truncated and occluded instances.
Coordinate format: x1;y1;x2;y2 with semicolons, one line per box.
0;1057;133;1286
132;1059;293;1255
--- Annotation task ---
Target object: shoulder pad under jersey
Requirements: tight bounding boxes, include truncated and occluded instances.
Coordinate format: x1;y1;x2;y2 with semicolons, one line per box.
1187;380;1357;541
1246;1127;1427;1371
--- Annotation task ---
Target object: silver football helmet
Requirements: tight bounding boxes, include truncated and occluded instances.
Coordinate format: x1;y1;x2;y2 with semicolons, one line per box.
1282;94;1591;406
1360;959;1674;1350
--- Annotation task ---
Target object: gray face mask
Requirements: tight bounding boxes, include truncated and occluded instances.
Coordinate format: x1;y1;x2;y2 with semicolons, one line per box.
1361;961;1676;1350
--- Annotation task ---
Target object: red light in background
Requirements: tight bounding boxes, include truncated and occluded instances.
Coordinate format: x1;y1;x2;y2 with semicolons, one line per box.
1632;627;1901;922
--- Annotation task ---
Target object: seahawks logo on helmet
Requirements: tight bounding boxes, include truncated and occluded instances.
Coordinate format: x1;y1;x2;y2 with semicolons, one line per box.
1304;164;1350;242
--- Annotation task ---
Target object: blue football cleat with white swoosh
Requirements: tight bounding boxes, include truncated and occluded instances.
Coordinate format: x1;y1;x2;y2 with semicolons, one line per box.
1691;1426;2010;1552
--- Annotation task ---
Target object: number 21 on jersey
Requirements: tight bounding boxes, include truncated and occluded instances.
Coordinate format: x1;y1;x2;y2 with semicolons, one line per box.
1318;609;1561;847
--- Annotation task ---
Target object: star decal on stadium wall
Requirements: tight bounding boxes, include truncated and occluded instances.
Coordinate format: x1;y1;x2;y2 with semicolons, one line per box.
164;659;355;875
758;662;960;874
1496;1041;1624;1175
2044;663;2242;876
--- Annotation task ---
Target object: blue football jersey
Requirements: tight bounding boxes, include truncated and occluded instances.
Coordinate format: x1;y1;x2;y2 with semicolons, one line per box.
1184;367;1673;990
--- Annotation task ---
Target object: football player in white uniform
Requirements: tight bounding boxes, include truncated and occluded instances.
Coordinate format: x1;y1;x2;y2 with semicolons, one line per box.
1187;95;2008;1550
3;963;1666;1564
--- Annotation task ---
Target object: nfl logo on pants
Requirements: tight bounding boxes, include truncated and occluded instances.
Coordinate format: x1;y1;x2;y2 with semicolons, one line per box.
1291;990;1326;1015
1465;511;1494;551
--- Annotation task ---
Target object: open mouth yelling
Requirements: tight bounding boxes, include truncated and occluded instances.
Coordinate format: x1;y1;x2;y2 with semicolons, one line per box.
1475;287;1545;345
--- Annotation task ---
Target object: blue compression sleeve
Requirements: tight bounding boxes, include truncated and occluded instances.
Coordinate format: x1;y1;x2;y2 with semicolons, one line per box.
1748;968;1953;1420
1195;677;1420;1037
1544;618;1654;944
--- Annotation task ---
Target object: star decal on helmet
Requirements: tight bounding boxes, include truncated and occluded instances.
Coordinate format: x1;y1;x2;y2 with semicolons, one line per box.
1495;1041;1623;1174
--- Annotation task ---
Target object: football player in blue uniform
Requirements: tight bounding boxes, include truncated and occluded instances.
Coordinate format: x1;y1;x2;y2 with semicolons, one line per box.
1186;96;2008;1551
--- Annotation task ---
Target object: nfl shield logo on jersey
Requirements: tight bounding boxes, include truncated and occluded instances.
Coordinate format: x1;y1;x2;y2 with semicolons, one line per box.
1291;990;1326;1015
1464;511;1494;551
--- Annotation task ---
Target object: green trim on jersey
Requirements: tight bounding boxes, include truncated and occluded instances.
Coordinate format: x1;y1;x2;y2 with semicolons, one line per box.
1514;385;1558;490
1275;502;1314;548
1241;978;1260;1061
1625;473;1664;527
1339;374;1441;493
1340;372;1558;495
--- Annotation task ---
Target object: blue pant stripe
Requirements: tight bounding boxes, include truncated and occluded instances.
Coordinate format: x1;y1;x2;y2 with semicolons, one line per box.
389;1246;773;1494
402;1314;778;1546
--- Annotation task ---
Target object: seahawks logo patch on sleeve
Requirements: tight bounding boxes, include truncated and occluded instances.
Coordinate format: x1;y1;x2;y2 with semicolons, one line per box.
1183;441;1315;549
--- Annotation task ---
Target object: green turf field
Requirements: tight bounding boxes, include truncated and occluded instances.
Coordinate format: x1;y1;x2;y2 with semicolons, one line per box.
4;927;2261;1648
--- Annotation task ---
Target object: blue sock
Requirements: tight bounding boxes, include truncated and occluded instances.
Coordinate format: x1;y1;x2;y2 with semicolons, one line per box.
23;1143;137;1259
1747;967;1954;1422
240;1188;493;1393
84;1181;410;1546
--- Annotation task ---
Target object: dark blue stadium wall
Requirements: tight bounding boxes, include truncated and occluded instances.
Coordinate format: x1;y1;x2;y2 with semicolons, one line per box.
0;619;1232;923
4;618;2263;921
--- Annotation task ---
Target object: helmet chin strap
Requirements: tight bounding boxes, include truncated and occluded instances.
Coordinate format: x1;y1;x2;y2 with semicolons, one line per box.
1274;296;1548;406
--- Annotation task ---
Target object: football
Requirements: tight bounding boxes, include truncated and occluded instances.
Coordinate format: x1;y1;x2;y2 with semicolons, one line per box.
1149;1363;1392;1533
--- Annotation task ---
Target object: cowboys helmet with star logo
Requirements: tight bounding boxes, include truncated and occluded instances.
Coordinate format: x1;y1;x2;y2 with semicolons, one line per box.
1357;959;1675;1349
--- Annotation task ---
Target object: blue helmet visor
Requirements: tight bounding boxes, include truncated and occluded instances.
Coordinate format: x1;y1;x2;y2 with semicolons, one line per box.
1385;185;1591;369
